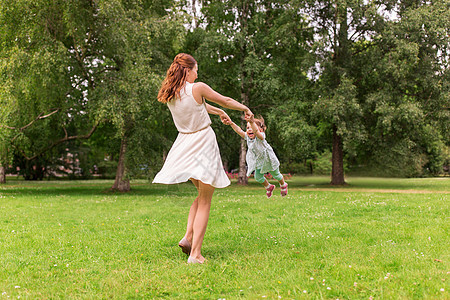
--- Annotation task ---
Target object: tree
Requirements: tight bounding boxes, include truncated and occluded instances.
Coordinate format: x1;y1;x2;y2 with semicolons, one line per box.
301;0;397;184
0;0;93;182
301;0;449;181
354;0;450;176
0;0;184;188
90;0;185;191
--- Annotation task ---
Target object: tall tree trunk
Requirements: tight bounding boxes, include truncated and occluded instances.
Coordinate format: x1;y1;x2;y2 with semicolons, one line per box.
238;136;248;185
331;125;346;185
236;3;250;185
329;5;348;186
0;165;5;184
238;90;249;185
111;133;130;192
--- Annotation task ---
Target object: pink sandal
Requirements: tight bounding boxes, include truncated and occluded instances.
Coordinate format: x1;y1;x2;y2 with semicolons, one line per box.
266;184;275;198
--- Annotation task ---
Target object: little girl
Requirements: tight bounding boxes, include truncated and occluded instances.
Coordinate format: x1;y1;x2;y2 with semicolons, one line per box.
226;115;288;198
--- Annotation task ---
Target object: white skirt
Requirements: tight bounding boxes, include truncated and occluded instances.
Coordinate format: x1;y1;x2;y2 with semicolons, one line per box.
152;127;230;188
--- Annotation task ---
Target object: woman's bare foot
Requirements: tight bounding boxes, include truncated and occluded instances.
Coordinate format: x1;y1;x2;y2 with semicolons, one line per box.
178;237;191;255
187;255;206;264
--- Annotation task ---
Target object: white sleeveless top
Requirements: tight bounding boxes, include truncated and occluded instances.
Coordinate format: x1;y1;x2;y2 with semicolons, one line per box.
167;82;211;134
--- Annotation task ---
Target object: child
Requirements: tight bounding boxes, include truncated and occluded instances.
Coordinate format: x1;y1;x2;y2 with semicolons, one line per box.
225;115;288;198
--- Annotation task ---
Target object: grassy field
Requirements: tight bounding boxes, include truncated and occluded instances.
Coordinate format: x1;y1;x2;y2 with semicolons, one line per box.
0;176;448;299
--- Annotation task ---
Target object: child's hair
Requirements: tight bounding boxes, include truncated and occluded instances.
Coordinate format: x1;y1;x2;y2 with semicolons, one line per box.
253;115;267;132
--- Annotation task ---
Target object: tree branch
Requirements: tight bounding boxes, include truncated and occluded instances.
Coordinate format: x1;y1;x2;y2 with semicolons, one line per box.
14;122;99;161
1;109;59;131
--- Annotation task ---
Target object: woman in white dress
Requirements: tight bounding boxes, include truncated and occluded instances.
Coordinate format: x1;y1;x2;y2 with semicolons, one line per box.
153;53;253;264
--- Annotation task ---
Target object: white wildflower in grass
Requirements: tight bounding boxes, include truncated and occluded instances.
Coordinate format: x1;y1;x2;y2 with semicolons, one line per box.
327;287;331;290
303;290;307;294
310;277;314;280
440;288;445;292
14;286;20;289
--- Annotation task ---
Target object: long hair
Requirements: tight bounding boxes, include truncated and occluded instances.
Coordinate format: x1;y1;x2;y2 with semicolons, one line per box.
157;53;197;103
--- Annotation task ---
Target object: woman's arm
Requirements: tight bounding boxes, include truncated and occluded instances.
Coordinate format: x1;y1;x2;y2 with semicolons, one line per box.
205;103;231;124
193;82;253;119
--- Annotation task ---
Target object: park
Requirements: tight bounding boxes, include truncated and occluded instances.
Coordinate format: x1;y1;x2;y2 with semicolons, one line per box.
1;0;449;299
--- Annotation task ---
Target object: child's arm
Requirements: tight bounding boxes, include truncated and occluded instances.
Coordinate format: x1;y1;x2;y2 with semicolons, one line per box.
249;117;265;140
205;103;231;124
225;120;246;139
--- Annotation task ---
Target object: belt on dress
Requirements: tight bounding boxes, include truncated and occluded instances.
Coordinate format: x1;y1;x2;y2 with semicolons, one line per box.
179;124;211;134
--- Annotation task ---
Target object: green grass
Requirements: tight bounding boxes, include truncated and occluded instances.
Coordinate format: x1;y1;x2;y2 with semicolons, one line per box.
0;176;448;299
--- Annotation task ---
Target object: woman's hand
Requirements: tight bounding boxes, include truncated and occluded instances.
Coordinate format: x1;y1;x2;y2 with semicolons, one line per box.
244;108;253;122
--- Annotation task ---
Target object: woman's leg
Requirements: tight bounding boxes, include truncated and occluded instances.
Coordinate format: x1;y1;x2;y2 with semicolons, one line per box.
189;181;215;263
183;179;200;245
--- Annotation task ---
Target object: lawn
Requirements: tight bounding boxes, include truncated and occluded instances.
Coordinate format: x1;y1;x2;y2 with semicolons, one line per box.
0;176;448;299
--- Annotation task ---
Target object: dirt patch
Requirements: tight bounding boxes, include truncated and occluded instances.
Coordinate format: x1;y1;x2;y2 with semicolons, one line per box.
300;188;449;194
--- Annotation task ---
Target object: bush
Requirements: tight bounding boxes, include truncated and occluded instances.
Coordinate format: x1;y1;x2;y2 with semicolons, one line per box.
97;160;118;179
368;139;427;177
284;151;332;175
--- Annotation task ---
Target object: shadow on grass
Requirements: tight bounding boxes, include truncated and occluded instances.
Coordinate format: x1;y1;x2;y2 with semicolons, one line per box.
0;179;198;197
1;176;447;196
232;176;449;191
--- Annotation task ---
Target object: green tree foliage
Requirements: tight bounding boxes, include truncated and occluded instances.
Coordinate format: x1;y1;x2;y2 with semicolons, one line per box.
0;0;184;187
0;0;82;181
89;0;184;191
1;0;447;186
350;0;450;177
280;0;450;181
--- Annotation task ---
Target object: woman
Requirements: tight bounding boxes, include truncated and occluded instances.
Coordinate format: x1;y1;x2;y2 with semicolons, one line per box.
153;53;252;264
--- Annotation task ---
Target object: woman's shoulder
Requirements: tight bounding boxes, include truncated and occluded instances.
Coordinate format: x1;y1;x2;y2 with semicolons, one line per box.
192;81;209;91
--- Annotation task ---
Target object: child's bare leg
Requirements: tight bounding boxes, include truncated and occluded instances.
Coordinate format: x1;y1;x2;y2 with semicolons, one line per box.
277;178;286;186
255;169;275;198
270;169;288;196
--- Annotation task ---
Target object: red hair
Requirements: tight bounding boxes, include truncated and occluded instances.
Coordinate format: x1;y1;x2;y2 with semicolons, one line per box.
157;53;197;103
